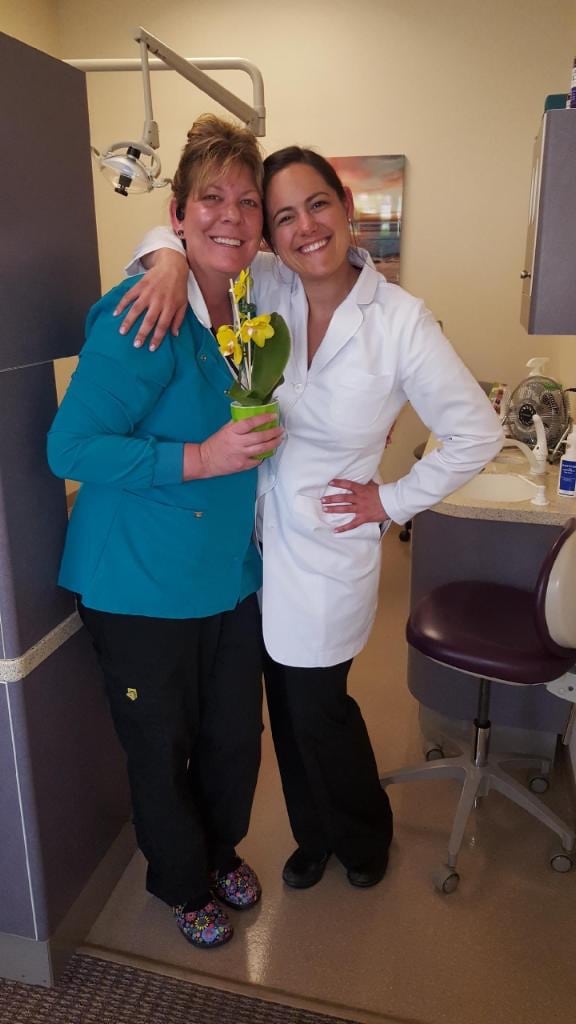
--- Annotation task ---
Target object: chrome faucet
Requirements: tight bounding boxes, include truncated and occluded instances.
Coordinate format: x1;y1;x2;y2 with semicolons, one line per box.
502;413;548;476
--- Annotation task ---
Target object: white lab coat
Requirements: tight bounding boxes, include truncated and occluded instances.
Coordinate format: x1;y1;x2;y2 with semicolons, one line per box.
129;234;504;668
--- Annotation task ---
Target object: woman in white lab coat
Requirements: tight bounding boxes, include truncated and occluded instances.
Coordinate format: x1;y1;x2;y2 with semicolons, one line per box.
117;145;503;890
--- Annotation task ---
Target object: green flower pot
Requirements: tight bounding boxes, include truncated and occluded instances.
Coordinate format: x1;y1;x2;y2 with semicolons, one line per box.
230;398;279;461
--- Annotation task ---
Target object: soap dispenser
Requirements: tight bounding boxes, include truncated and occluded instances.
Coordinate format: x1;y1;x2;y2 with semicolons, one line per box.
558;426;576;496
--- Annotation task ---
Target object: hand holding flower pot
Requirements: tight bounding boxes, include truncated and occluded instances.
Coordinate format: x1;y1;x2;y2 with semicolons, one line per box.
216;270;291;459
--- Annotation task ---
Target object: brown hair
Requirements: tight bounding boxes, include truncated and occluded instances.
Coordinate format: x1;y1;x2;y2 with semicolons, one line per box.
172;114;263;213
262;146;348;248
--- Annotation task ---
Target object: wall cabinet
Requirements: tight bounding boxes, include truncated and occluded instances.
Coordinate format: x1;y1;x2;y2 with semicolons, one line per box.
520;109;576;335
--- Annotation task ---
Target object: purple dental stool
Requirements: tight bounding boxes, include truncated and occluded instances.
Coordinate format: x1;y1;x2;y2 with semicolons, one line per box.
381;518;576;892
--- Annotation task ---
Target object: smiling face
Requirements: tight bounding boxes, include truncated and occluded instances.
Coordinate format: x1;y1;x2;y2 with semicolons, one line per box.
265;162;353;285
171;162;263;290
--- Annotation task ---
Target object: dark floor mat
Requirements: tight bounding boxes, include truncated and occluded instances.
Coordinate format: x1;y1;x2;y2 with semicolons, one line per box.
0;952;361;1023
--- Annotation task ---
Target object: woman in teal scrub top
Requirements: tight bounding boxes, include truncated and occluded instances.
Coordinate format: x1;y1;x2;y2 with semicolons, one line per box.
48;115;282;951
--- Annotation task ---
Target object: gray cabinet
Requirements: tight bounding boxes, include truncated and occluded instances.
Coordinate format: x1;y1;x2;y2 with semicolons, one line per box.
520;109;576;335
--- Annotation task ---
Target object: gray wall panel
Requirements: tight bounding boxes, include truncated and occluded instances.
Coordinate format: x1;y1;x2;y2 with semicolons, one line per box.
0;31;101;370
0;687;36;937
0;363;74;659
19;629;129;939
0;32;129;979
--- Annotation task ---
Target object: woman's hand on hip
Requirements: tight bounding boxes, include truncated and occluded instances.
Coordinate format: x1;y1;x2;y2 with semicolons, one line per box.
114;250;189;351
321;478;389;533
183;415;284;479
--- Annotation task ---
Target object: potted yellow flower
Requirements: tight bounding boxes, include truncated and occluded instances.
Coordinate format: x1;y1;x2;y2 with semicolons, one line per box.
216;269;290;457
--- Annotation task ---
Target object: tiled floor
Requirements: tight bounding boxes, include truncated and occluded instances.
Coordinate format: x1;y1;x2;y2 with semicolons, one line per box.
84;527;576;1024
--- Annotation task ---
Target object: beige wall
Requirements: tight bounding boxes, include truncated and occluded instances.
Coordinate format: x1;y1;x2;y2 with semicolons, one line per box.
10;1;576;476
0;0;60;56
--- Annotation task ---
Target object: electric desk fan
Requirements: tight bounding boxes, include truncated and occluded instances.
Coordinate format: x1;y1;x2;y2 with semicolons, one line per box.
503;358;570;458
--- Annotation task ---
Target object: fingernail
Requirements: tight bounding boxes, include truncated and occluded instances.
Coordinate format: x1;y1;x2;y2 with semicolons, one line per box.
113;309;119;317
174;329;179;337
119;326;127;335
133;338;142;348
149;344;157;352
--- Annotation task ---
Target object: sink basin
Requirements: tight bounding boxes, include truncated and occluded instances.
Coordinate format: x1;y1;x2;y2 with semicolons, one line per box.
447;472;539;504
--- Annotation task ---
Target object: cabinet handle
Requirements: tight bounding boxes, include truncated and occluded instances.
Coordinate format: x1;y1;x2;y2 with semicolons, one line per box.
520;270;531;279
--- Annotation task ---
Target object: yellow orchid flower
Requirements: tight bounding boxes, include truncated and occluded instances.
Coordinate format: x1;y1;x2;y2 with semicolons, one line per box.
216;325;243;366
214;288;289;405
232;268;251;303
240;315;275;348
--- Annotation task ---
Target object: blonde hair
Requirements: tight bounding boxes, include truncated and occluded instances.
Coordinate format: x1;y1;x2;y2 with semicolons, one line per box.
172;114;263;212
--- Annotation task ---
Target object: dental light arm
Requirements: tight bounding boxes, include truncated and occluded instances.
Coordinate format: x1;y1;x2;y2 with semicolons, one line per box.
137;36;159;150
66;26;266;196
134;28;265;137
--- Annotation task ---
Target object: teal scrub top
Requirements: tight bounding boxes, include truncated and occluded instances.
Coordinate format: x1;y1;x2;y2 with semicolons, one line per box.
47;278;261;618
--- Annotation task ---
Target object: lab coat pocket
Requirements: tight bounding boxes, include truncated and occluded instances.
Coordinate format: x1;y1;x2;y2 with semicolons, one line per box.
293;489;381;541
293;490;327;530
292;492;381;585
327;370;391;435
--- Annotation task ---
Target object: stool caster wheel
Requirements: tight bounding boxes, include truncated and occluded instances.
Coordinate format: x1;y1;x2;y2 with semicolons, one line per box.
399;527;411;542
528;775;549;794
550;851;574;873
425;745;445;762
432;866;460;894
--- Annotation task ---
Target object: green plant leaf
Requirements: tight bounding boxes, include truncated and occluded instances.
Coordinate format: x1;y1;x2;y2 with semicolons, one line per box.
227;381;250;404
248;313;291;403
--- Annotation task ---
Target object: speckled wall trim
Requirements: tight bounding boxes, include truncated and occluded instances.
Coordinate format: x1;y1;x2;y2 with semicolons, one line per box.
0;614;82;684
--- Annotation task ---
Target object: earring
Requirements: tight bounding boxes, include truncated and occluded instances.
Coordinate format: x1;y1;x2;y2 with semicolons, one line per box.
177;229;184;238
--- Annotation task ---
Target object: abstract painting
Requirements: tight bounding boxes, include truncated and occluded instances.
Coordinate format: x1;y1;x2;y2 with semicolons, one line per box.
329;155;405;284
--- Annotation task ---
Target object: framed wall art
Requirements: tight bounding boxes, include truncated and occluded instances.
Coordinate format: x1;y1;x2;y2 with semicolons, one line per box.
329;155;405;284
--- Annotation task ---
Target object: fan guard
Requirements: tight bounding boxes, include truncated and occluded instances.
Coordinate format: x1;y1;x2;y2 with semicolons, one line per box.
504;375;569;450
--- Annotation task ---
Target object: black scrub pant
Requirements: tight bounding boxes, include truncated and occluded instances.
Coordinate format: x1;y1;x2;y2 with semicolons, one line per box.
264;653;393;868
79;595;263;909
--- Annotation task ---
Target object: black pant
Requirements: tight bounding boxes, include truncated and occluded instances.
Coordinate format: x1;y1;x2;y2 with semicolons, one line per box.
80;595;263;908
264;653;393;868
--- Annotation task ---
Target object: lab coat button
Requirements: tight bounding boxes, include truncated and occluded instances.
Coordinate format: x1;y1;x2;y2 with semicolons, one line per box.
200;354;207;361
294;382;303;392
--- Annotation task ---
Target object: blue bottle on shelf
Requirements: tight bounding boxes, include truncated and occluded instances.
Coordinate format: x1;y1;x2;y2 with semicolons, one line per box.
558;427;576;496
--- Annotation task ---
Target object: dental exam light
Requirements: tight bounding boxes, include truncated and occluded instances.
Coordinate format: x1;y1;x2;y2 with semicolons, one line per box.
66;27;266;196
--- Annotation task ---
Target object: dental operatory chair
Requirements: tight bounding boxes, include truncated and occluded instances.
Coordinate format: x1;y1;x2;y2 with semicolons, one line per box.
381;518;576;892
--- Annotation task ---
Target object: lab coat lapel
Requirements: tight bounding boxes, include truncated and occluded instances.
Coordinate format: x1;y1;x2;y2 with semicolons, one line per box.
289;283;311;382
307;261;379;376
305;258;381;378
309;302;364;376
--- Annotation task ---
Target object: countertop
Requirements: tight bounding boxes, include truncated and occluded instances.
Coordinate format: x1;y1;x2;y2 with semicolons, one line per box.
430;445;576;526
